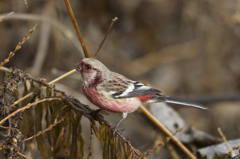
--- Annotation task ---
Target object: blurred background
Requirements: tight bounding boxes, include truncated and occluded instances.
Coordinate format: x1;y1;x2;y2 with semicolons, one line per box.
0;0;240;158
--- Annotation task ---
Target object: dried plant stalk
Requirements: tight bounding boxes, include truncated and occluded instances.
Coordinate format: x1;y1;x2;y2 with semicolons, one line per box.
64;0;90;58
139;106;197;159
0;24;37;68
24;117;65;141
0;12;14;22
227;145;240;154
218;128;232;152
17;152;29;159
0;97;62;125
93;17;118;58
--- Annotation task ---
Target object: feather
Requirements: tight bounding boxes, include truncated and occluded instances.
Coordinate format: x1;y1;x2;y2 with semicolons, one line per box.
163;95;207;109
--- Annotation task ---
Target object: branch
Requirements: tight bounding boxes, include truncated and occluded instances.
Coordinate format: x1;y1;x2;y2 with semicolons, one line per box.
24;117;65;141
0;97;62;125
12;69;77;107
0;13;84;56
0;24;37;68
139;106;197;159
17;152;29;159
100;118;143;157
218;128;232;152
64;0;90;58
93;17;118;58
0;12;14;22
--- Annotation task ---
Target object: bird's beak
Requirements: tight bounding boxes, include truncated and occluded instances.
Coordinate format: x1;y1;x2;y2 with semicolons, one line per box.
75;63;82;72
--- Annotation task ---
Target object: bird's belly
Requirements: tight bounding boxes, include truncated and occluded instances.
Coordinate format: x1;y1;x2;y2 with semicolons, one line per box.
98;98;142;113
83;87;141;113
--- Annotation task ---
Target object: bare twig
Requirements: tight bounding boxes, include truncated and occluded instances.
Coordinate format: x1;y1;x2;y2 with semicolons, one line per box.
143;129;182;156
227;145;240;154
12;69;77;107
49;69;77;85
100;118;143;157
24;117;64;141
87;123;94;159
17;152;29;159
0;24;37;68
0;66;11;73
0;125;18;130
218;128;232;152
0;12;14;22
0;97;62;125
93;17;118;58
1;13;84;56
139;106;197;159
64;0;90;58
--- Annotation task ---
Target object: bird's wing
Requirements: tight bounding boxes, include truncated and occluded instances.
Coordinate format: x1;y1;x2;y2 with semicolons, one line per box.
103;73;161;99
102;73;208;110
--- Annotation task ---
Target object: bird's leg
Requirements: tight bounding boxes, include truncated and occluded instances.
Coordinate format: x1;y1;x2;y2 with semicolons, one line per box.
112;113;128;134
90;109;102;120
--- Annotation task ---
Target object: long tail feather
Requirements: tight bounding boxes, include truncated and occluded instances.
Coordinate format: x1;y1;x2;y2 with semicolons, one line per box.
163;95;208;110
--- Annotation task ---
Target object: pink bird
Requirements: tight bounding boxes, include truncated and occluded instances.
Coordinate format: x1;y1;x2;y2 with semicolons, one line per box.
75;58;207;133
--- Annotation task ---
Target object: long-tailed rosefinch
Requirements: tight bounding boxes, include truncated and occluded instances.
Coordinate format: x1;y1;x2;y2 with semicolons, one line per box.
75;58;207;133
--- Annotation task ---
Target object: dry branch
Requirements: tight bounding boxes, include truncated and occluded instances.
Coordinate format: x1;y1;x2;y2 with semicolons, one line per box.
24;117;65;141
64;0;90;58
0;13;84;56
228;145;240;154
93;17;118;58
17;152;29;159
218;127;232;152
139;106;197;159
0;24;37;68
0;97;62;125
0;12;14;22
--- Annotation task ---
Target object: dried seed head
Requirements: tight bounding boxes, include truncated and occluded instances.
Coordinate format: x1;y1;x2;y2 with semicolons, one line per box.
12;138;17;144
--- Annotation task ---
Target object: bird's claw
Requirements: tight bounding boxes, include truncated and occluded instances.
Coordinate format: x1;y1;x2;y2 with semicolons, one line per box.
111;126;118;136
111;127;125;136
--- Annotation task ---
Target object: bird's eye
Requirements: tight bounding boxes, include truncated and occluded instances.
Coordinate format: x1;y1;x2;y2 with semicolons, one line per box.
85;64;92;70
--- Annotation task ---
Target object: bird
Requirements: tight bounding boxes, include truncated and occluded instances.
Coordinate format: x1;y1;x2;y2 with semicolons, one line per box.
75;58;207;134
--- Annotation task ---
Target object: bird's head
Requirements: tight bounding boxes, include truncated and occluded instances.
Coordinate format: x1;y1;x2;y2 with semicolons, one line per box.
75;58;110;85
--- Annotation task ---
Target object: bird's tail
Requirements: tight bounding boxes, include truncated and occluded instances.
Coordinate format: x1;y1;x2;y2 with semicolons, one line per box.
157;95;208;110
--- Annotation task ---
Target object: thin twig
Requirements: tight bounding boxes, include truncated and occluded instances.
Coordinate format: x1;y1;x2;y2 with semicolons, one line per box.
24;117;64;141
64;0;90;58
0;12;14;22
143;129;182;156
17;152;29;159
0;66;11;73
87;123;93;159
139;106;197;159
100;118;143;157
12;69;77;106
49;69;76;85
0;97;62;125
227;145;240;154
1;13;84;56
93;17;118;58
218;127;232;152
0;125;18;130
0;24;37;68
